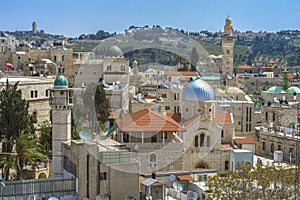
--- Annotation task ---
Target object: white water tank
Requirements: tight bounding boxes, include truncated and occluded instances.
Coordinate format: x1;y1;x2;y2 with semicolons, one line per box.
274;150;283;162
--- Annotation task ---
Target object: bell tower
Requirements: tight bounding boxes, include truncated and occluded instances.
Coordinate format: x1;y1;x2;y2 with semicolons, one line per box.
222;16;235;85
49;75;73;177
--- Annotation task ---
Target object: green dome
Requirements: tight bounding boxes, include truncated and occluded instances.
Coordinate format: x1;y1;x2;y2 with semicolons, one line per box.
286;86;300;93
54;75;68;87
266;86;285;93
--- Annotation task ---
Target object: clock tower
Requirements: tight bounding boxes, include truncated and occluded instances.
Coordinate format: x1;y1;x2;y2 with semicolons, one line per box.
222;16;235;85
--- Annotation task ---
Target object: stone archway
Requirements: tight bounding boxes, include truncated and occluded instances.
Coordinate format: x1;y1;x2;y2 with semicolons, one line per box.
194;160;210;169
37;172;48;179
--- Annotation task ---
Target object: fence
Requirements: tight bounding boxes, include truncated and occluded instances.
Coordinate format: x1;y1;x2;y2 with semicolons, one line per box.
0;176;76;198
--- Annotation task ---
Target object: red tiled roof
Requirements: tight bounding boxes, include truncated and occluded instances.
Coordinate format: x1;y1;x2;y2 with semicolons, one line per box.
212;113;232;123
116;109;186;132
234;137;256;145
237;65;252;69
166;112;181;123
164;71;198;76
177;175;193;181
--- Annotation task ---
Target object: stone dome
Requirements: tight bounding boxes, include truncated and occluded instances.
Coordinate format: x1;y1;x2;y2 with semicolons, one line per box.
286;86;300;93
54;75;68;88
107;45;123;57
266;86;285;93
182;78;214;102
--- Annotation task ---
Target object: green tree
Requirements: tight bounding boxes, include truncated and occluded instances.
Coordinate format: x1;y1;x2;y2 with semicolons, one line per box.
207;162;299;200
95;84;110;129
0;80;35;179
191;47;199;71
38;120;52;157
81;84;110;131
282;70;289;91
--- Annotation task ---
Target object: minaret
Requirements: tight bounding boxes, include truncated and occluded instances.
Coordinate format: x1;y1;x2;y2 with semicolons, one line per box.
49;75;72;177
222;16;235;85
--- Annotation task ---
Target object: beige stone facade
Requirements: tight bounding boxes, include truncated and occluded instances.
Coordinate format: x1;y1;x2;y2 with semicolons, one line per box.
63;140;139;200
0;76;54;125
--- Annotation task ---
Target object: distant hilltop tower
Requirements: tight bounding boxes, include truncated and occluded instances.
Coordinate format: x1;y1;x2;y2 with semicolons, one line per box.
49;75;73;177
221;16;235;85
32;21;37;34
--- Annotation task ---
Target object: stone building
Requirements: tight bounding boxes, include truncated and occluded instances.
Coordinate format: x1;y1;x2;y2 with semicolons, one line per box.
49;75;140;200
257;90;300;164
0;76;54;125
115;78;238;175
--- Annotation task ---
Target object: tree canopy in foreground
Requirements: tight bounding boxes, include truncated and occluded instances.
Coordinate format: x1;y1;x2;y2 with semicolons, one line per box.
206;162;300;200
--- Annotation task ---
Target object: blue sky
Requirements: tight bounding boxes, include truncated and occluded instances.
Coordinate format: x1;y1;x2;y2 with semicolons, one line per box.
0;0;299;37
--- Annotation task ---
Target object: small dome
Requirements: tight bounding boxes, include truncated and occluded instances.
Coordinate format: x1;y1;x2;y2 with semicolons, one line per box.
107;45;123;57
182;79;214;102
266;86;285;93
226;87;244;94
54;75;68;88
226;16;232;24
286;86;300;93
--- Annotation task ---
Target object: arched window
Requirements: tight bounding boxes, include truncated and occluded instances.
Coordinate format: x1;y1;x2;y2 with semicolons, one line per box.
278;144;281;151
200;134;205;147
225;160;229;170
150;154;156;162
194;135;199;147
33;110;37;123
270;143;274;153
150;153;156;168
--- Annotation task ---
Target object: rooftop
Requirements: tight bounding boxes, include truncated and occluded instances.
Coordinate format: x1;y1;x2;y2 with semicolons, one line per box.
116;108;186;132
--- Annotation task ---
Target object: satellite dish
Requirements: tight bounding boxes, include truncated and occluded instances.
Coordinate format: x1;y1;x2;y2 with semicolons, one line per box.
125;196;136;200
187;191;198;200
169;174;176;182
171;190;177;198
48;198;58;200
79;130;92;141
226;74;233;80
172;182;183;192
245;95;252;102
99;195;109;200
133;144;139;151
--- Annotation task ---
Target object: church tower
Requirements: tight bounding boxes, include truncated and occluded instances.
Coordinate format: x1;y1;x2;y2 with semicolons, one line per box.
49;75;73;176
221;16;235;85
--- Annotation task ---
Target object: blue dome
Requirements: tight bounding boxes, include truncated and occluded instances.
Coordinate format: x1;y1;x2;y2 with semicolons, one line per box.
54;75;68;88
182;79;214;102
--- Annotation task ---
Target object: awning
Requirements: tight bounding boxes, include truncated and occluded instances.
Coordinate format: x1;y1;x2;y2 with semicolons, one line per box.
177;175;192;181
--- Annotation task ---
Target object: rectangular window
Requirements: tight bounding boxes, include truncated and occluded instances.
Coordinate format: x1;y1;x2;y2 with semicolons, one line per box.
46;90;49;97
165;106;170;110
162;93;167;98
100;172;107;181
62;55;64;62
206;135;210;147
35;90;38;98
238;107;242;111
31;91;34;98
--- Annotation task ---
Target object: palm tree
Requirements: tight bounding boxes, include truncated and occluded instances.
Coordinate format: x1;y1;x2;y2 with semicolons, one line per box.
14;133;47;180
